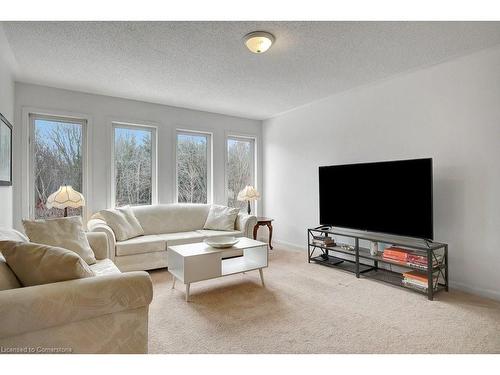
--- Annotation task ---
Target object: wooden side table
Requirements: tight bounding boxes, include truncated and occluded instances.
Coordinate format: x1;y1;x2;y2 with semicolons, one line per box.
253;217;274;250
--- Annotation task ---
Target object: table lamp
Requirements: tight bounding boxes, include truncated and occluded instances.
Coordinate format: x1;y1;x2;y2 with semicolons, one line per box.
46;185;85;217
237;185;260;215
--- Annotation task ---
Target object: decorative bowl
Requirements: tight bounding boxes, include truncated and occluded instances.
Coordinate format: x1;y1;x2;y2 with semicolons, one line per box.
204;236;240;248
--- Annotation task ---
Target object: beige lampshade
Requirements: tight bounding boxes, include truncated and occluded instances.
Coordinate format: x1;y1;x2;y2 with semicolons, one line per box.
237;185;260;202
46;185;85;209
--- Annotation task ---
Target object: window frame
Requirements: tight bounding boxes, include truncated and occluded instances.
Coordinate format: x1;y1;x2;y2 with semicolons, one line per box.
28;113;89;220
224;134;257;212
111;121;158;208
175;129;213;204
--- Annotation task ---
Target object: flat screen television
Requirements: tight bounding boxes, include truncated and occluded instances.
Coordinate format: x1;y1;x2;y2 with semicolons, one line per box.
319;158;433;240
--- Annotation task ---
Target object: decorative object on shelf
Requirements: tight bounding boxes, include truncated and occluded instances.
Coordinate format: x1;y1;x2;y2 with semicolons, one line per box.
0;113;13;186
237;185;260;215
46;185;85;217
339;244;355;251
203;236;240;249
253;217;274;250
370;241;379;256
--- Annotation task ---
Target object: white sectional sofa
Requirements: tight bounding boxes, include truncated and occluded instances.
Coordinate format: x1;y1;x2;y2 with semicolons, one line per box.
87;204;257;272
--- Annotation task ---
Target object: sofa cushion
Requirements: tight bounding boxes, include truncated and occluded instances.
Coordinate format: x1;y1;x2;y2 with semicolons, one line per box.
157;231;204;246
114;251;168;272
131;204;210;235
115;235;166;257
203;205;239;231
98;206;144;241
90;258;121;276
22;216;97;265
0;254;21;291
0;228;28;290
196;229;243;238
0;241;94;287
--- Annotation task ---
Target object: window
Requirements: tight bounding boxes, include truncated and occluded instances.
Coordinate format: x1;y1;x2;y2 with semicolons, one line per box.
226;136;256;210
31;115;86;219
176;131;211;203
113;124;156;207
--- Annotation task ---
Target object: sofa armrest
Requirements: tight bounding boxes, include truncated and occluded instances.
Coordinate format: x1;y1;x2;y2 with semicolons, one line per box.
85;232;109;260
87;218;116;261
235;213;258;238
0;271;152;339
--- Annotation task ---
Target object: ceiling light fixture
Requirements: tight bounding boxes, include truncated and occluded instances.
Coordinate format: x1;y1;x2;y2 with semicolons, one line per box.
243;31;275;54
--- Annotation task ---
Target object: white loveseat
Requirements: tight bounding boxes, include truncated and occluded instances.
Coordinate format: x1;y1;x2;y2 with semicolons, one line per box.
0;228;153;354
87;204;257;272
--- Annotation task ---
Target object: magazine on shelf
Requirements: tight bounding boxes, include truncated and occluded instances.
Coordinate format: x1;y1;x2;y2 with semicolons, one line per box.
402;279;429;291
312;239;336;247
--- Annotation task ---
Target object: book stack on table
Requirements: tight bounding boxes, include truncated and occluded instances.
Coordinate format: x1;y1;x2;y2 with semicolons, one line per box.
383;246;442;269
383;247;409;262
402;270;437;291
311;235;336;247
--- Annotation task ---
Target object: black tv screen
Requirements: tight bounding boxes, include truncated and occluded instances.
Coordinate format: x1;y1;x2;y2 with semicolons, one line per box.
319;158;433;239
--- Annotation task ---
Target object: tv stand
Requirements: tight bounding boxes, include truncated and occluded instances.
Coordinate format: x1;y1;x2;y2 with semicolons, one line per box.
307;226;448;300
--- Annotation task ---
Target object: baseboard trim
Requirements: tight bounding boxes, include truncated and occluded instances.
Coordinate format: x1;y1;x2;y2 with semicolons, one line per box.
274;238;500;302
448;281;500;301
272;238;305;252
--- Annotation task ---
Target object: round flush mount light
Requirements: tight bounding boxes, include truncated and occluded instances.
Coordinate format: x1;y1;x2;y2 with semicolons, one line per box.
243;31;275;54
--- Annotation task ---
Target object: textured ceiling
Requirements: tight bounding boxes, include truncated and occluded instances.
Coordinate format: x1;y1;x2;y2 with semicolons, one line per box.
3;21;500;119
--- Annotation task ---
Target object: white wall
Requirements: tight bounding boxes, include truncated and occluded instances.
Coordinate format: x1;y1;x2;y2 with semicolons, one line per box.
13;83;262;229
0;25;15;228
263;45;500;300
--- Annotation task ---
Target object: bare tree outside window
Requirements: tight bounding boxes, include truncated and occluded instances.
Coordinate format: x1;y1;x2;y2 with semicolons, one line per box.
177;133;208;203
33;118;83;219
114;127;153;207
227;138;254;210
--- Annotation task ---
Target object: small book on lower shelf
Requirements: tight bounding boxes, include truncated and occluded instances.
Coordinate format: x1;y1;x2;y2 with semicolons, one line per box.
402;270;438;291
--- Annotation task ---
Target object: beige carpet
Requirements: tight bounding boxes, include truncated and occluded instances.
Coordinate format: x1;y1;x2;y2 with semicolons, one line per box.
148;247;500;353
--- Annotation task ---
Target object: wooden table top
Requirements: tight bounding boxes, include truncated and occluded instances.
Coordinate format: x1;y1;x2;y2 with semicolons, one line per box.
256;217;274;223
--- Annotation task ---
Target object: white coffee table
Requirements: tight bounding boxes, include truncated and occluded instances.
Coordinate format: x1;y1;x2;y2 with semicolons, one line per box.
167;237;268;301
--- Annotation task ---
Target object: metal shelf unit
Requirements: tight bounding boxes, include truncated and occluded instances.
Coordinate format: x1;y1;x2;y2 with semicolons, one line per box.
307;226;449;300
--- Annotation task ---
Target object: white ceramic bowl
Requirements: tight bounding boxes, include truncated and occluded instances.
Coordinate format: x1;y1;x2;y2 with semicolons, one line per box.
204;236;240;248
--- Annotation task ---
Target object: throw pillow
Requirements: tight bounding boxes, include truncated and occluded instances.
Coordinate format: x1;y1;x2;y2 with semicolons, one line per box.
0;241;94;287
22;216;97;265
98;206;144;241
203;205;240;231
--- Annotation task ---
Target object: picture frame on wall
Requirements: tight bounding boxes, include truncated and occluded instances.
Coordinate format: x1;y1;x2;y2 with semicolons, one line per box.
0;113;13;186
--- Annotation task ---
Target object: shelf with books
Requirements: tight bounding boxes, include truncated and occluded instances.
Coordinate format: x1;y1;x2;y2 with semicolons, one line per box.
402;280;446;294
357;268;446;296
307;226;449;300
311;241;444;272
357;247;444;272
